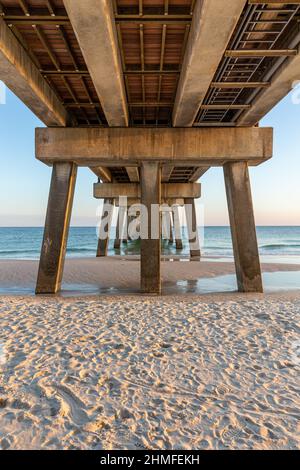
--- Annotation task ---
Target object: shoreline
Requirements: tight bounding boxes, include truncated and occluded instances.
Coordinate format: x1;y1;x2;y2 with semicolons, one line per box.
0;257;300;297
0;257;300;284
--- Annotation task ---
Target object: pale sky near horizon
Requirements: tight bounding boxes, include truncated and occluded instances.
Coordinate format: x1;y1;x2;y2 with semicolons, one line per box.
0;85;299;227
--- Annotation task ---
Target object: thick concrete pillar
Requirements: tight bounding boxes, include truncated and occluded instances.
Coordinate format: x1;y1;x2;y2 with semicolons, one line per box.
97;198;114;257
173;205;183;250
36;163;77;294
114;204;127;249
185;198;201;261
161;209;174;243
161;210;170;240
169;213;174;244
140;162;161;294
121;208;128;244
127;212;133;241
114;210;121;249
224;162;263;293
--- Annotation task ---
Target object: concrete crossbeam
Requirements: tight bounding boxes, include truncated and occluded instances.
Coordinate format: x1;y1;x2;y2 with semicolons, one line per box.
36;127;273;167
93;183;201;200
114;198;186;207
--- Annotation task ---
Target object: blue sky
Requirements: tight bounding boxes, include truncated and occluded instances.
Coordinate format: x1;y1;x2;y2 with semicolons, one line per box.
0;86;299;226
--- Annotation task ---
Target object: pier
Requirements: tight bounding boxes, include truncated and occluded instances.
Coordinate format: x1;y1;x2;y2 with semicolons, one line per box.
1;0;300;294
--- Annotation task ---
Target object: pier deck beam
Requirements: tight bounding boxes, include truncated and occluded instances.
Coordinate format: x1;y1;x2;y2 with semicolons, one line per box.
36;163;77;294
36;127;273;167
141;162;161;294
224;162;263;293
97;199;114;257
0;17;69;127
185;198;201;261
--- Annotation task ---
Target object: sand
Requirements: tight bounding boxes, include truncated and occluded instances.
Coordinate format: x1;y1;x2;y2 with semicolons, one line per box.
0;259;300;450
0;295;300;450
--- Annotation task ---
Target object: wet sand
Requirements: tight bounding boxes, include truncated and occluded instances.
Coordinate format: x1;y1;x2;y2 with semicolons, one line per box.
0;257;300;294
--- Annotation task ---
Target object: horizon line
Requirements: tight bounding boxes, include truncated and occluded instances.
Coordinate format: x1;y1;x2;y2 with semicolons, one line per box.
0;225;300;229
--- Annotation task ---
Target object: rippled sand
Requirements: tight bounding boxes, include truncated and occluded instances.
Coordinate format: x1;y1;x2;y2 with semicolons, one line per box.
0;293;300;450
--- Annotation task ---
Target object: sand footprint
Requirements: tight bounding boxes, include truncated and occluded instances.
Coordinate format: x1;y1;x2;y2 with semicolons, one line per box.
52;384;89;426
220;425;244;447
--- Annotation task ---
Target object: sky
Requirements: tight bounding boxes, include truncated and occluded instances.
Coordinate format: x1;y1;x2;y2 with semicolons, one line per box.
0;85;299;227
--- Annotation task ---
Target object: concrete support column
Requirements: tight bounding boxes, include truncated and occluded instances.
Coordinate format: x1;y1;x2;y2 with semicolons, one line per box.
224;162;263;293
121;207;128;244
161;209;170;240
96;198;114;257
184;198;201;261
115;202;127;248
173;205;183;250
127;212;134;241
169;213;174;244
140;162;161;294
114;210;121;249
36;162;77;294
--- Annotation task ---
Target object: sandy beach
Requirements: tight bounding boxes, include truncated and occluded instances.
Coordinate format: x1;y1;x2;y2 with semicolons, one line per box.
0;259;299;450
2;0;300;455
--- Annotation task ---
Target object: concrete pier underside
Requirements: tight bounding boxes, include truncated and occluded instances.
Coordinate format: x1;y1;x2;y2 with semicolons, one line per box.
2;0;292;296
35;127;272;295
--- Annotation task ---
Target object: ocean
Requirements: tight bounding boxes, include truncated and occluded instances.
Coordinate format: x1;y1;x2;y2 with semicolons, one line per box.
0;226;300;263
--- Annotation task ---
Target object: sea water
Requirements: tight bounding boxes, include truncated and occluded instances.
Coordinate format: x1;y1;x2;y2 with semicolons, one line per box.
0;226;300;263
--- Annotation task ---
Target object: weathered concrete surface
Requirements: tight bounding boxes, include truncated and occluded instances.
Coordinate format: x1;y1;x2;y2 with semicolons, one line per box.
185;198;201;261
160;210;174;244
36;127;273;166
173;0;247;127
90;167;112;182
127;213;135;242
36;163;77;294
0;17;68;126
96;198;114;257
189;167;210;182
162;165;174;183
224;162;263;293
113;198;186;207
63;0;128;127
238;50;300;126
114;208;127;250
94;183;201;199
140;162;161;294
173;205;183;251
126;167;140;182
169;215;174;244
114;210;121;250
